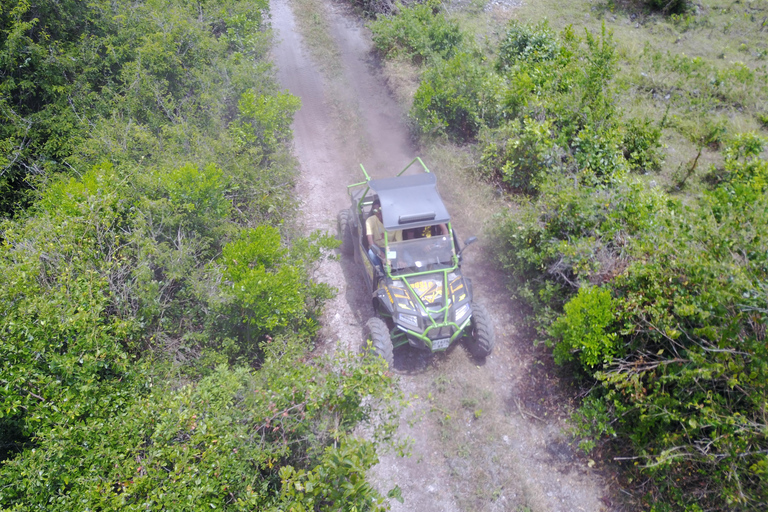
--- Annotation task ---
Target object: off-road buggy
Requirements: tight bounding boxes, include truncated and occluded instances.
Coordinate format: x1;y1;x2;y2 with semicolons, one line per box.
337;157;495;366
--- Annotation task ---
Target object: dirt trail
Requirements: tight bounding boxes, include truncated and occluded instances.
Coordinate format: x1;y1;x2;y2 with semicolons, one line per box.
270;0;614;510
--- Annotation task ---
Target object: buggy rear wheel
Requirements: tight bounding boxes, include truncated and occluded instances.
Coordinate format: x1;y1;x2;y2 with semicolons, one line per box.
361;317;394;366
467;302;494;358
336;208;354;256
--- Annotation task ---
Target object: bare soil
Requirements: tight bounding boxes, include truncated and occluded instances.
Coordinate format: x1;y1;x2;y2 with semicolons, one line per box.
270;0;618;509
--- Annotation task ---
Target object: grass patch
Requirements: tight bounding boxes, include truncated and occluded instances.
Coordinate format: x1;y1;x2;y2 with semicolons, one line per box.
285;0;344;76
284;0;371;165
514;0;768;188
424;353;537;511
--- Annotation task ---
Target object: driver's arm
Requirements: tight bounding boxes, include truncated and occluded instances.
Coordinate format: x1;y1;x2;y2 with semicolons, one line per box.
365;216;382;256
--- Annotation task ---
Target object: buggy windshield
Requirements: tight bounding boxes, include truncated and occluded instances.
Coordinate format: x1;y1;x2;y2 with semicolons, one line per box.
385;235;455;275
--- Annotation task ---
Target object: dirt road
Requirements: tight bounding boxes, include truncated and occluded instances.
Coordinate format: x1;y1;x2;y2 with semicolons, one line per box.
270;0;614;509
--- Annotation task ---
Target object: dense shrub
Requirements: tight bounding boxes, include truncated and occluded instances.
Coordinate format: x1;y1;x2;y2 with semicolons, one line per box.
550;285;617;368
480;117;557;194
370;0;464;64
621;117;664;172
412;52;505;140
0;0;400;509
495;138;768;509
0;347;401;510
0;0;274;217
571;126;627;186
495;174;664;287
481;23;622;193
496;20;561;72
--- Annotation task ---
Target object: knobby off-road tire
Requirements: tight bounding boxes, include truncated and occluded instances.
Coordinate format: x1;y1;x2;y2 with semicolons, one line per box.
468;302;495;358
361;317;394;367
336;208;354;256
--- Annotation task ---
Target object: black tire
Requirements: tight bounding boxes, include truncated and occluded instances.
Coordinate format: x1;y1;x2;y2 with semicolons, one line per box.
337;208;354;256
467;302;494;358
361;317;394;366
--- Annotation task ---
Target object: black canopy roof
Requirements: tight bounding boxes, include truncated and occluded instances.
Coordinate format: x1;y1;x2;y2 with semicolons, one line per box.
368;173;451;230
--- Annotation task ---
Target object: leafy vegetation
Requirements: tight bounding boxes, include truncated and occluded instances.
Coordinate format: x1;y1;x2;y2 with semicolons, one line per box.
370;0;464;64
0;0;401;509
371;0;768;508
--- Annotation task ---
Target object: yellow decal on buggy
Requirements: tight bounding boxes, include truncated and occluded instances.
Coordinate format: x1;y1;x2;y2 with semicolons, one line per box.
411;280;442;304
384;286;394;304
449;277;466;303
391;287;416;312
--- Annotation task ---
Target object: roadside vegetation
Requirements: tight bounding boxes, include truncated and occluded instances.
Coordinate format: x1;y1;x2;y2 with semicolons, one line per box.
0;0;402;509
368;0;768;509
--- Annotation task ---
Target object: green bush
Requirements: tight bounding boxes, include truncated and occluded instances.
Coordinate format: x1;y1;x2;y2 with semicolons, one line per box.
0;1;401;510
412;52;504;140
496;139;768;508
0;349;401;511
496;20;561;72
480;117;557;194
370;0;465;64
0;0;274;217
550;285;617;368
494;175;668;334
477;23;622;194
229;89;302;161
550;24;618;141
570;126;627;186
621;117;664;172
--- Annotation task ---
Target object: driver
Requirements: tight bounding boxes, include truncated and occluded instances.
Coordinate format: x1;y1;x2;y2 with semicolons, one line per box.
366;198;402;269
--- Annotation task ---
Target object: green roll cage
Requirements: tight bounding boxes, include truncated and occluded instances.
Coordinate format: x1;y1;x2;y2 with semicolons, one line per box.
347;158;471;350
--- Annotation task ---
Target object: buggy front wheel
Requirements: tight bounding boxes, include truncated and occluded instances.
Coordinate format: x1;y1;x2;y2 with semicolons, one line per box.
467;302;495;358
337;208;354;256
361;317;394;366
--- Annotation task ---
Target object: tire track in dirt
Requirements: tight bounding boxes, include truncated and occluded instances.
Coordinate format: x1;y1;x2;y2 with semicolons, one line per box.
270;0;615;510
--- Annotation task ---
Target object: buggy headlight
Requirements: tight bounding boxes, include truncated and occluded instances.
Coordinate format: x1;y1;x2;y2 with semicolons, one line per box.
398;313;419;328
454;303;471;324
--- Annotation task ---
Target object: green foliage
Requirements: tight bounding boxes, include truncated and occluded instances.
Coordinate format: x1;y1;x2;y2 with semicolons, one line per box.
571;126;627;186
483;23;620;191
718;132;767;186
222;226;305;331
757;111;768;129
571;395;616;453
229;89;302;161
480;117;556;194
496;140;768;508
412;52;505;140
0;1;400;510
0;0;275;217
370;0;465;64
550;285;617;367
277;439;389;511
165;163;232;222
496;20;560;72
621;117;664;173
0;349;402;510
